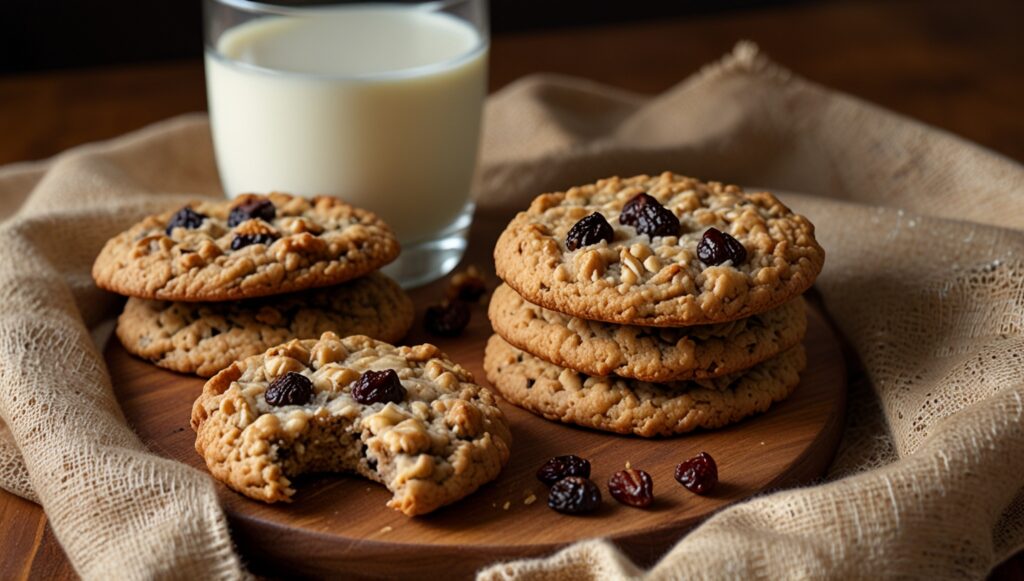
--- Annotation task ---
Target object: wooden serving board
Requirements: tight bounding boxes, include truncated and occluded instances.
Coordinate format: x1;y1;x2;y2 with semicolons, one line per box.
106;211;847;579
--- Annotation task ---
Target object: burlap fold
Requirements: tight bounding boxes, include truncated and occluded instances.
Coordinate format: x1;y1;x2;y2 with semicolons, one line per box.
0;42;1021;579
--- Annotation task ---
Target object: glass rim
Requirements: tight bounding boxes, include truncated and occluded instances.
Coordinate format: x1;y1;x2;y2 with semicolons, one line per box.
206;43;487;84
205;0;488;83
209;0;477;17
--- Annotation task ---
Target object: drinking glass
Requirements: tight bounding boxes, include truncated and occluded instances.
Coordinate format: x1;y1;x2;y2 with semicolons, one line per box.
204;0;489;287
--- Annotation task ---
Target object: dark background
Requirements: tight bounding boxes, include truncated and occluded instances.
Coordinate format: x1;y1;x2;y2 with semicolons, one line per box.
0;0;1021;166
3;1;801;73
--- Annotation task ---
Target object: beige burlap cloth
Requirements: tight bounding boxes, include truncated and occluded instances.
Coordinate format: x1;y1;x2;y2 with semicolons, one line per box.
1;43;1022;579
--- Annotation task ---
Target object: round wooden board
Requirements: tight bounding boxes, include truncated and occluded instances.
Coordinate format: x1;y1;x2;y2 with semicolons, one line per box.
106;212;846;579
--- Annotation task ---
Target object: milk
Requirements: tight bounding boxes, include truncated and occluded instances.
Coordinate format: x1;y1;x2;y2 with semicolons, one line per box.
205;7;487;245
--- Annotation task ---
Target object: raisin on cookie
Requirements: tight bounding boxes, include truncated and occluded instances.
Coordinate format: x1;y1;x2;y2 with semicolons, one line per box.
493;173;824;326
93;193;400;301
489;283;806;382
117;273;414;377
483;334;805;437
191;332;512;516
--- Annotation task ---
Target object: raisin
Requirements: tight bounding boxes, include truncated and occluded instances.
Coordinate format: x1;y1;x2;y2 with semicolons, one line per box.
230;232;279;250
352;369;406;405
424;300;471;337
165;206;207;235
675;451;718;495
548;476;602;514
265;371;314;406
619;193;679;238
618;193;653;226
696;228;747;266
537;455;591;486
608;468;654;508
565;212;614;251
228;198;276;227
637;206;679;238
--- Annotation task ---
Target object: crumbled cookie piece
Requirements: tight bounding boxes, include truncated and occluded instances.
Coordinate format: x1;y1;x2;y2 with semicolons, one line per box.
446;265;488;303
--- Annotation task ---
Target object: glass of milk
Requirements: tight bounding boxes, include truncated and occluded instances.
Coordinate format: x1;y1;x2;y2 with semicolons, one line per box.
203;0;488;288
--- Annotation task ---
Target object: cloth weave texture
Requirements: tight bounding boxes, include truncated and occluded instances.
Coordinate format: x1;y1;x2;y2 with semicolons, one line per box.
1;43;1021;579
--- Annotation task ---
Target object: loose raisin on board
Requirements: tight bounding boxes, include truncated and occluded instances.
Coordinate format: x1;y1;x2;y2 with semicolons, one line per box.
619;193;679;238
565;213;614;251
165;206;207;235
608;468;654;508
696;228;747;266
537;455;591;486
548;476;602;514
424;300;471;337
265;372;314;406
352;369;406;405
675;452;718;495
230;232;279;250
228;198;277;227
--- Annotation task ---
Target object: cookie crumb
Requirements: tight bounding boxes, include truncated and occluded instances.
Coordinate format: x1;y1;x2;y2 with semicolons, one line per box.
524;493;537;505
447;265;488;303
760;441;766;445
379;526;393;534
502;501;511;510
625;460;632;470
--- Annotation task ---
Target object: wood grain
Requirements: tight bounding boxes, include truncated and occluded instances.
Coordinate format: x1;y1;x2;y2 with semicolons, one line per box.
107;309;844;578
103;210;846;578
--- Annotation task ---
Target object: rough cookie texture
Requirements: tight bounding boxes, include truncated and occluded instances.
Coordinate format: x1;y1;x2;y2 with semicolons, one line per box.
489;283;807;382
118;273;414;377
93;193;400;301
191;333;512;516
493;173;825;326
483;335;805;437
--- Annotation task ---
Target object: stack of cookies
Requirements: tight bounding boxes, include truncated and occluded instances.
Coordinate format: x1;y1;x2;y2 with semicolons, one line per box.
92;192;413;377
484;173;825;437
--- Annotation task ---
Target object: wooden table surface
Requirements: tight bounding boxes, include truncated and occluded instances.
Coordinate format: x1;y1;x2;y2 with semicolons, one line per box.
1;0;1021;578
